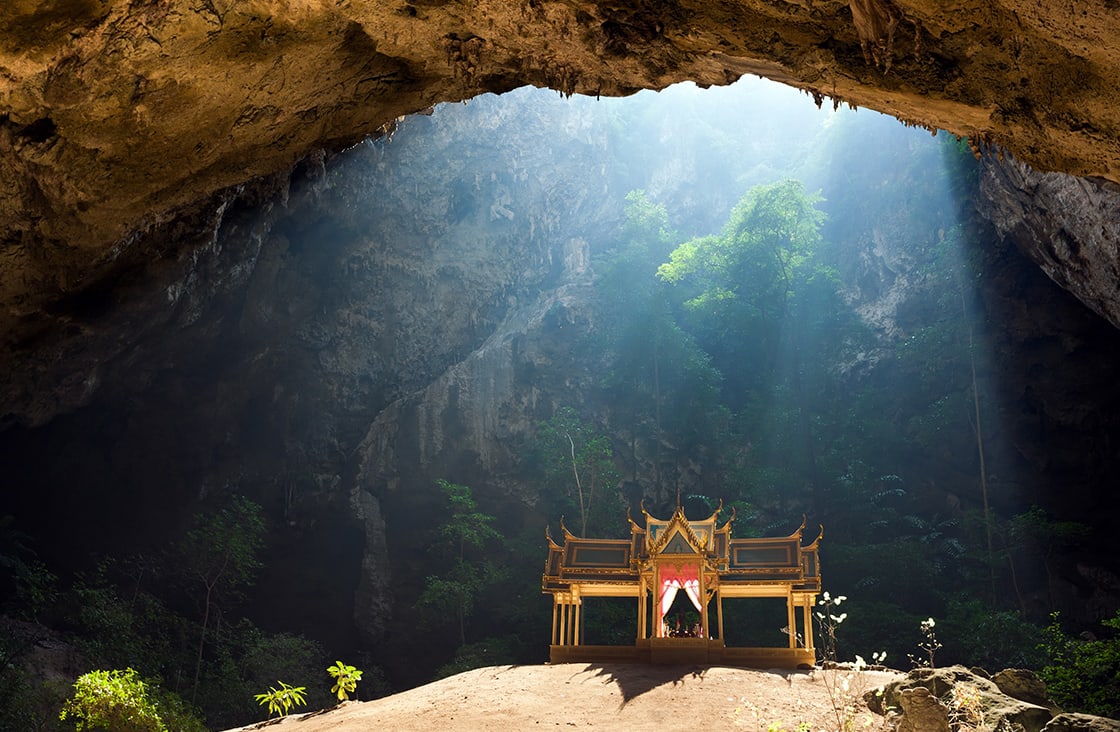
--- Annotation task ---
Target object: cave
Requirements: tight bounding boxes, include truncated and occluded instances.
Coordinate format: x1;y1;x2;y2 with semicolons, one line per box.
3;2;1120;729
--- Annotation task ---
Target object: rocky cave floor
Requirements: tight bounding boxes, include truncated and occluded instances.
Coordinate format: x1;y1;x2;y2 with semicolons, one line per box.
226;663;902;732
222;663;1119;732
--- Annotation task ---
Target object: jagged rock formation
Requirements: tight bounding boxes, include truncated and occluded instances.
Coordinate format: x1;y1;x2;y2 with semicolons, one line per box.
4;0;1120;364
869;666;1120;732
979;156;1120;329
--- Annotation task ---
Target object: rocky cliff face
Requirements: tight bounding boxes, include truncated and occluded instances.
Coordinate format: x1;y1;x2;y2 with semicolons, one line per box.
0;88;629;654
4;0;1120;364
979;157;1120;329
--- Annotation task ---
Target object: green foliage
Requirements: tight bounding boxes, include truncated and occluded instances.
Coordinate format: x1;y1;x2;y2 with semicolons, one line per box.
59;668;165;732
237;630;332;710
254;680;307;718
767;722;811;732
177;495;266;703
831;599;923;667
532;408;622;537
416;480;508;648
326;661;362;702
148;688;207;732
196;622;333;728
657;179;826;325
67;559;187;678
941;598;1046;670
593;192;733;497
655;179;860;512
0;672;70;732
1040;610;1120;718
10;562;58;623
433;479;502;560
1;516;60;622
432;636;518;680
180;495;265;601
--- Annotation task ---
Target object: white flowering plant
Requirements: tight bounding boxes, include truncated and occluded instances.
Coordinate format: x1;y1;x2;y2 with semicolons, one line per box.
814;591;849;662
908;617;942;668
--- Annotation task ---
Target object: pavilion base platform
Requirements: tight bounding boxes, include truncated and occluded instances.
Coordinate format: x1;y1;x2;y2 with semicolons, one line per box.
549;640;816;669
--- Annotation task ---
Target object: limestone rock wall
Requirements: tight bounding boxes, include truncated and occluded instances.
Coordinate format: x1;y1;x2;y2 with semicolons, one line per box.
979;155;1120;330
4;0;1120;360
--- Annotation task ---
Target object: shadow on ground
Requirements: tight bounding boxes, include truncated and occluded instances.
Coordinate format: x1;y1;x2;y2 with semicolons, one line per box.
579;662;801;706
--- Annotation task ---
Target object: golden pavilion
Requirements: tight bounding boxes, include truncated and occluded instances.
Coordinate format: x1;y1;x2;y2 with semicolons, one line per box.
542;503;822;667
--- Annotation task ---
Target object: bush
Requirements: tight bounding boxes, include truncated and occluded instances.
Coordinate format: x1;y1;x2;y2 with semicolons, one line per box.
433;636;518;680
1040;610;1120;718
941;598;1046;670
327;660;362;701
59;668;165;732
57;668;206;732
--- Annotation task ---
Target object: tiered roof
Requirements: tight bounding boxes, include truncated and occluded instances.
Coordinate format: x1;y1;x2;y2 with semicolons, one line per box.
543;502;821;595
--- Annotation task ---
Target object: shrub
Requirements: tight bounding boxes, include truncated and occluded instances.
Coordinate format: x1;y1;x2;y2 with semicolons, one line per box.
254;681;307;719
327;661;362;702
433;636;518;680
942;598;1046;670
59;668;165;732
1040;610;1120;718
57;667;206;732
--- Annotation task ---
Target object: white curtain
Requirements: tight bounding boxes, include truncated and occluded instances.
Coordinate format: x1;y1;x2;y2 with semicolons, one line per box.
681;579;702;611
659;564;702;625
659;581;680;621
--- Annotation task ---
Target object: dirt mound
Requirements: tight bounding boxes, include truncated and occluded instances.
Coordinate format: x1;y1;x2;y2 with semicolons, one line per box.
226;663;902;731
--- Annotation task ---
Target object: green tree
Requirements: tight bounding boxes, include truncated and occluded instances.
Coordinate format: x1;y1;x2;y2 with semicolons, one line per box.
416;480;505;647
658;180;843;509
532;408;623;536
595;192;733;497
177;496;265;704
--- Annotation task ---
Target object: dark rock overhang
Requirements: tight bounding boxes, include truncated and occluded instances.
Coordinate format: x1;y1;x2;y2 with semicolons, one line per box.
2;0;1120;361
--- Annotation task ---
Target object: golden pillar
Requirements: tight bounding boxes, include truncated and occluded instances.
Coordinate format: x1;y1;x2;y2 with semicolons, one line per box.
786;589;797;649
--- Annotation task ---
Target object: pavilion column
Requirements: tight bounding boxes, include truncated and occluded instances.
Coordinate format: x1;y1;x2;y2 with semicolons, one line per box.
717;590;725;641
560;597;569;645
699;569;709;639
803;596;814;652
552;598;560;645
786;591;797;649
637;577;646;641
573;600;581;646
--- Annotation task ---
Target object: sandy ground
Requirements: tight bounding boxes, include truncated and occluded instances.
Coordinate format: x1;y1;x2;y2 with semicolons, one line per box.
226;663;903;732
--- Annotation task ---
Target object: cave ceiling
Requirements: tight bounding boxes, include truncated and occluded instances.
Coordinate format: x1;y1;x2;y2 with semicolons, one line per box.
2;0;1120;383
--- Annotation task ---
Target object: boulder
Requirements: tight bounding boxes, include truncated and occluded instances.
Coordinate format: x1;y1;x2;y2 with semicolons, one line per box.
870;666;1054;732
993;668;1058;711
1042;714;1120;732
895;686;950;732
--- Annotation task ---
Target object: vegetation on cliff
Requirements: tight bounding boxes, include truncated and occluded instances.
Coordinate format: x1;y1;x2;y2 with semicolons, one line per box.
2;79;1120;729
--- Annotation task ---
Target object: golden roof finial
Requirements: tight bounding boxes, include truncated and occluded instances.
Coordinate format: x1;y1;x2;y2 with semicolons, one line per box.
805;523;825;549
717;504;736;532
704;498;724;523
788;514;807;538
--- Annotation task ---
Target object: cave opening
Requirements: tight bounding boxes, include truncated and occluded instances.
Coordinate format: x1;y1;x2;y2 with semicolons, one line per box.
3;74;1120;728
